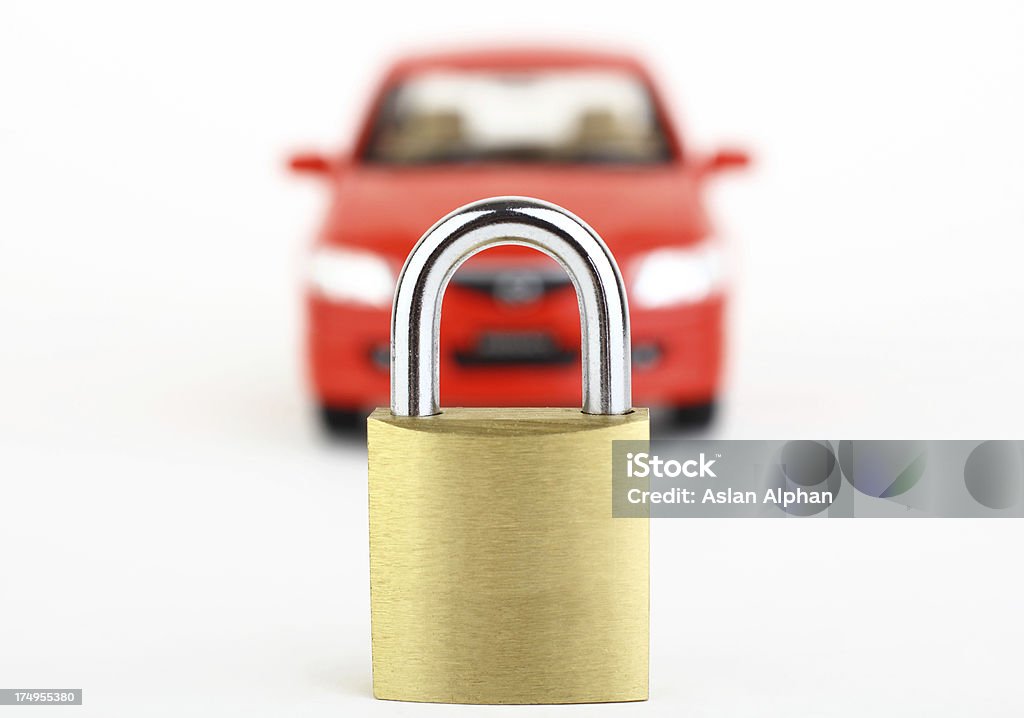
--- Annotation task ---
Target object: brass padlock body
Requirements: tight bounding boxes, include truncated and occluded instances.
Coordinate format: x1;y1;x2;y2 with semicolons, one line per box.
368;407;649;704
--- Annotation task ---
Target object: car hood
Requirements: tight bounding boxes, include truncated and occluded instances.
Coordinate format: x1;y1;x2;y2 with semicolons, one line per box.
323;165;709;263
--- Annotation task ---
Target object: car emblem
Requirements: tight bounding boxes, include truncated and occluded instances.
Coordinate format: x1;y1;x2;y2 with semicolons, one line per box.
493;271;545;304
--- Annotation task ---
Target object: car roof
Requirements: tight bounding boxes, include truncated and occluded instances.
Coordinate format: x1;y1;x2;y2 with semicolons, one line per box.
384;47;649;79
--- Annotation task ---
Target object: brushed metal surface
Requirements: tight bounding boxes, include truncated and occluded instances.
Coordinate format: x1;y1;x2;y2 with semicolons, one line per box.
368;407;650;704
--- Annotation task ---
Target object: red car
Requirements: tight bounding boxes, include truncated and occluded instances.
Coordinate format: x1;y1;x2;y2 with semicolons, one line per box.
291;48;747;433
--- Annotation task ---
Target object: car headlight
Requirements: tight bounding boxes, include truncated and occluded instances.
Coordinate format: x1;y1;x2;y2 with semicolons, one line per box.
308;247;395;307
630;244;724;308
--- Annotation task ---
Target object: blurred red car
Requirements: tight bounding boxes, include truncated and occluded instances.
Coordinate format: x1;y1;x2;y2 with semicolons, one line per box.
291;48;747;433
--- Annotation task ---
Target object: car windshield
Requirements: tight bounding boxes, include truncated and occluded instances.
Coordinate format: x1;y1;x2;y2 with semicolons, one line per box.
363;69;672;165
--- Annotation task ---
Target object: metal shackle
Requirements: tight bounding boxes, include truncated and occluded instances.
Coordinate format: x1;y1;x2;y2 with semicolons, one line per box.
390;196;632;417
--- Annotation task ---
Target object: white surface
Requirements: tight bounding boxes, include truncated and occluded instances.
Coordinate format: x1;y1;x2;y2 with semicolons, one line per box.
1;1;1023;715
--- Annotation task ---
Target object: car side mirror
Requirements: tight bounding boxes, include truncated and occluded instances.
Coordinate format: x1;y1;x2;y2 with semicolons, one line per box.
288;151;348;176
702;148;751;175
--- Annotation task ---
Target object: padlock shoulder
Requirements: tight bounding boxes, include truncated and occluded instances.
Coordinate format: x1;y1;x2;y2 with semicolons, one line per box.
368;407;649;437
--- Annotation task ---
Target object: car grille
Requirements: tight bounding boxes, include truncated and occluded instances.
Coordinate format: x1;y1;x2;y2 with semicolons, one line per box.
454;331;576;366
451;267;572;305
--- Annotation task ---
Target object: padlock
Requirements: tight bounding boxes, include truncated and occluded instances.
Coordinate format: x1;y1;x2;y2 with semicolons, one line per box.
367;196;649;705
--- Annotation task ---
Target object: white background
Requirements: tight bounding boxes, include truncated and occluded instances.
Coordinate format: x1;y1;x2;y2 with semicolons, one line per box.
1;1;1023;715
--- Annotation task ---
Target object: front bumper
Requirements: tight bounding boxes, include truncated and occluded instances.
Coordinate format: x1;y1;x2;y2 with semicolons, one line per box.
307;286;724;410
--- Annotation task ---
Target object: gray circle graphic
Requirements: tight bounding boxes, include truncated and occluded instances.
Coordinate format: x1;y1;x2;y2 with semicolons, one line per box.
766;440;841;516
964;441;1024;510
780;440;837;487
